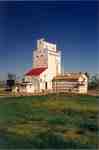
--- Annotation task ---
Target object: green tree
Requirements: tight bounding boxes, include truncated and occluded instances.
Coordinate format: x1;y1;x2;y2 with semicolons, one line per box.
88;74;99;90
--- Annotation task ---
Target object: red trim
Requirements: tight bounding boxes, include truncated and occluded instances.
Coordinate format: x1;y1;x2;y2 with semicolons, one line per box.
25;67;47;76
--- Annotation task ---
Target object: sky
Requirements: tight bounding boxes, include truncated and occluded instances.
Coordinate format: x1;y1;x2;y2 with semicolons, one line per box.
0;1;99;80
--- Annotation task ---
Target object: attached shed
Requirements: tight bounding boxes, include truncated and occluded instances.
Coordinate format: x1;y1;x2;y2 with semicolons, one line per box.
52;73;88;94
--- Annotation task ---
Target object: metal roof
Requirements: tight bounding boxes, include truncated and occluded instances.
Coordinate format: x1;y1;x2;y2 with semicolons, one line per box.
53;73;85;81
25;67;47;76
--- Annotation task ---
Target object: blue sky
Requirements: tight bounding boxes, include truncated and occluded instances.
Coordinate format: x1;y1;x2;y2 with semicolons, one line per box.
0;1;98;80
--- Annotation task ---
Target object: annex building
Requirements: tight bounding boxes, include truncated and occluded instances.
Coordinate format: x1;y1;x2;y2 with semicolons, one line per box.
52;73;88;94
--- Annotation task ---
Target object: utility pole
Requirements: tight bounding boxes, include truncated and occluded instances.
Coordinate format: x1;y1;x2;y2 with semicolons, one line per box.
62;49;64;75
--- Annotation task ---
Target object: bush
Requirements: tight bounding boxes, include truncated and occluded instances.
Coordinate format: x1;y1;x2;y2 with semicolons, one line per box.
33;131;68;148
79;119;98;132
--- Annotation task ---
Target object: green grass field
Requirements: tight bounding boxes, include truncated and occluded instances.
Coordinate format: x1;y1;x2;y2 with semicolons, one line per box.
0;94;98;149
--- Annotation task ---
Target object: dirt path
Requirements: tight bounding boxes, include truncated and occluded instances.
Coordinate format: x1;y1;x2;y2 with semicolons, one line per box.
88;90;99;96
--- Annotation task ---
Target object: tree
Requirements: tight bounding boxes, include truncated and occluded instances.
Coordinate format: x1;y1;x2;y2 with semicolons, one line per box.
88;74;99;90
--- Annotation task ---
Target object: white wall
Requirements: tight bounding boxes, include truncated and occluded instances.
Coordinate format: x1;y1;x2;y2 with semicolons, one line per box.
78;75;88;94
39;69;53;91
48;53;57;76
33;48;48;68
37;39;56;51
56;51;61;75
26;84;35;93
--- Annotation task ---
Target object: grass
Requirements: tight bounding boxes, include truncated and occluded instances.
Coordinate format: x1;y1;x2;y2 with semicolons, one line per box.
0;94;98;148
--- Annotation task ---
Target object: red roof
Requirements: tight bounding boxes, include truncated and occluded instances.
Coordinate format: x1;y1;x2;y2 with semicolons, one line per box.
25;67;47;76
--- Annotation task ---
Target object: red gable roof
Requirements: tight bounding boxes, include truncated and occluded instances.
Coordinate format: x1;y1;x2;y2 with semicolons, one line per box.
25;67;47;76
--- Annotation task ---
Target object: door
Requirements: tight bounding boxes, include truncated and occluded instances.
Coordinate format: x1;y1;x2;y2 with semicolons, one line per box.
45;82;47;90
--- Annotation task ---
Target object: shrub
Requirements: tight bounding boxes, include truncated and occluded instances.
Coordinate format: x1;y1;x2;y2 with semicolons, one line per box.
79;119;98;132
33;131;67;148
